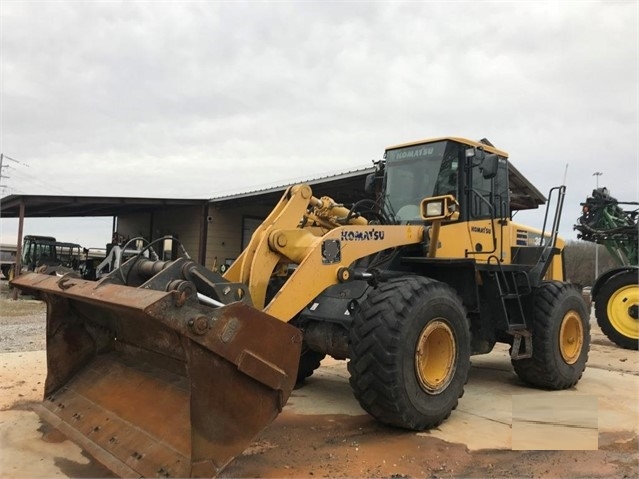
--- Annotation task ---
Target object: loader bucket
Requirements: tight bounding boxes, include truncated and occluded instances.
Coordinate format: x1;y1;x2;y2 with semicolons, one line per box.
11;272;302;478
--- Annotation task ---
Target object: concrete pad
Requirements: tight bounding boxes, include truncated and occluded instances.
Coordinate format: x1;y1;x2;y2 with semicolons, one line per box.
512;395;598;450
290;344;639;452
287;357;363;416
423;346;639;450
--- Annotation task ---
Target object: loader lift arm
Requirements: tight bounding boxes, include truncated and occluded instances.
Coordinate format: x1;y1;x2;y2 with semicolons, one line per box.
223;183;425;320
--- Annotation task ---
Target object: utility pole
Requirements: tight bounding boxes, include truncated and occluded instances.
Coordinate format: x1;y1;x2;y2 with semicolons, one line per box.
0;153;22;196
592;171;603;281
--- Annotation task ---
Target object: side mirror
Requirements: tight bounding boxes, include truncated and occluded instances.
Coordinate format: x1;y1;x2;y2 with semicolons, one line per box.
364;173;376;194
481;154;499;179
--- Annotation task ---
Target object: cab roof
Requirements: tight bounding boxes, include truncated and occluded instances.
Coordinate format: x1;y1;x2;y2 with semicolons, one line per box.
386;136;509;158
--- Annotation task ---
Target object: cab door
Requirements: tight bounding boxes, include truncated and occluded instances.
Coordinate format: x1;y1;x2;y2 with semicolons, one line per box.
465;157;510;263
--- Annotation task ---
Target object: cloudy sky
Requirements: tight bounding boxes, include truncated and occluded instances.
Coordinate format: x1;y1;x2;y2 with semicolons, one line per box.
0;1;637;247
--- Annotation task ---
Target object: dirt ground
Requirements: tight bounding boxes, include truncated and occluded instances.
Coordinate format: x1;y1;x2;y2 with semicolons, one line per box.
1;279;638;478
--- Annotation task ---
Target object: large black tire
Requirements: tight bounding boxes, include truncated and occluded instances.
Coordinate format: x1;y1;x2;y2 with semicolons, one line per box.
594;271;639;350
296;346;326;383
512;281;590;389
348;276;470;430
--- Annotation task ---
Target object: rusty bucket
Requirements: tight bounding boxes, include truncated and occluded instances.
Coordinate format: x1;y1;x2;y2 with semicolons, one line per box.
12;272;302;478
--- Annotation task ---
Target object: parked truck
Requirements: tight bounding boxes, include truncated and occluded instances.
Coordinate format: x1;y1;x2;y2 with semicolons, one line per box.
0;243;17;278
12;136;590;478
2;235;84;279
2;234;154;282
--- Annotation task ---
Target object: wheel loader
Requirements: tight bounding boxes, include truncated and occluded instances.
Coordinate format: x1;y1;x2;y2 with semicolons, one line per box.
11;136;590;478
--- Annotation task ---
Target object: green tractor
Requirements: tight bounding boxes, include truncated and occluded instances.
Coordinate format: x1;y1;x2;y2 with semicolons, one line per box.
575;187;638;350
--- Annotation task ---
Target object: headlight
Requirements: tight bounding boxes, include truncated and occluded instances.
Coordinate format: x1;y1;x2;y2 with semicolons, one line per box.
425;201;444;217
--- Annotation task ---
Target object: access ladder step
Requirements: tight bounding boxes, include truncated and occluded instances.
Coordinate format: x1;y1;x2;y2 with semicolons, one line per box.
501;293;521;300
508;329;533;360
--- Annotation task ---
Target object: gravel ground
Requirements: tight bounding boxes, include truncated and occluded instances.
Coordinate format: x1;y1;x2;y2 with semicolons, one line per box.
0;281;46;353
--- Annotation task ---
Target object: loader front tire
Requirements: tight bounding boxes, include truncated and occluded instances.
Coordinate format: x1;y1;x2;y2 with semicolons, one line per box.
348;276;470;430
594;271;639;350
512;281;590;389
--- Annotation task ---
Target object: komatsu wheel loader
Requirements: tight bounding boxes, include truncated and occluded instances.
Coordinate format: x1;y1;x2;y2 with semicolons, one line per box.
12;136;590;478
575;187;638;350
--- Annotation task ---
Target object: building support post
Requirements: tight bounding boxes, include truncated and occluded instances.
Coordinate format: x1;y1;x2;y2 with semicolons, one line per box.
198;203;208;266
12;200;25;300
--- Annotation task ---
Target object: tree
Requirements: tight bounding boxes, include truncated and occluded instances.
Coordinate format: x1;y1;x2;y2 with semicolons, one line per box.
563;240;617;287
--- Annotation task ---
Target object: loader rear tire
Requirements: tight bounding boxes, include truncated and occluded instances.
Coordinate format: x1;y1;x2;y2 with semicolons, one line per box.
512;281;590;389
348;276;470;430
594;271;639;350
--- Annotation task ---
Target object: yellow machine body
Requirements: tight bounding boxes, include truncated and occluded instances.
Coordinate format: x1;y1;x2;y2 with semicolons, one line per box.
429;219;565;280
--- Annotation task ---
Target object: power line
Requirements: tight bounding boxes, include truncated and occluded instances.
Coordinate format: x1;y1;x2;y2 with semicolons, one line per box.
1;154;29;167
7;166;74;195
0;153;31;194
0;154;80;196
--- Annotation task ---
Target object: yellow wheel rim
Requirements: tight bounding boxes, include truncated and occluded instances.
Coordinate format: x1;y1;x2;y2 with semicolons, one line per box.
559;311;584;364
415;320;456;394
607;284;639;340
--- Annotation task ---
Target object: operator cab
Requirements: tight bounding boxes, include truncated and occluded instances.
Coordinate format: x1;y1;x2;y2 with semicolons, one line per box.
22;235;57;270
377;137;543;224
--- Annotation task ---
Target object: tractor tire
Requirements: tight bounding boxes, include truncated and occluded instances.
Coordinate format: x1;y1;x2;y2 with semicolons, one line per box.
512;281;590;389
296;347;326;383
594;271;639;350
348;276;470;430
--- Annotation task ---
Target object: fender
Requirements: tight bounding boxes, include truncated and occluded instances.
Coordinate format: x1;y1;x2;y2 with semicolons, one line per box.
591;265;639;300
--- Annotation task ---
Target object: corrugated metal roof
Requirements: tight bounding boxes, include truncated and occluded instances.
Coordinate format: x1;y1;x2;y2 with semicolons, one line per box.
0;167;376;218
210;166;375;203
0;195;208;218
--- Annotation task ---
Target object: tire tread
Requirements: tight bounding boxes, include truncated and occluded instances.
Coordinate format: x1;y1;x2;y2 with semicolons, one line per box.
512;281;590;389
348;276;469;430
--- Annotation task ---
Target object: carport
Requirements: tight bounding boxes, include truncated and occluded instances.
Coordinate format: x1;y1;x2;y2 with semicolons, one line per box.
0;195;210;282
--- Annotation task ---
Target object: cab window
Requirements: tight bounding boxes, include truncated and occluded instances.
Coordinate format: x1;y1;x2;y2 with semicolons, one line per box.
470;157;509;220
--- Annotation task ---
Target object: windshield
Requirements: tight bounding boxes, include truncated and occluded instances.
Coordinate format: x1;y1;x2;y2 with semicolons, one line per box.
22;240;56;265
384;140;459;221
